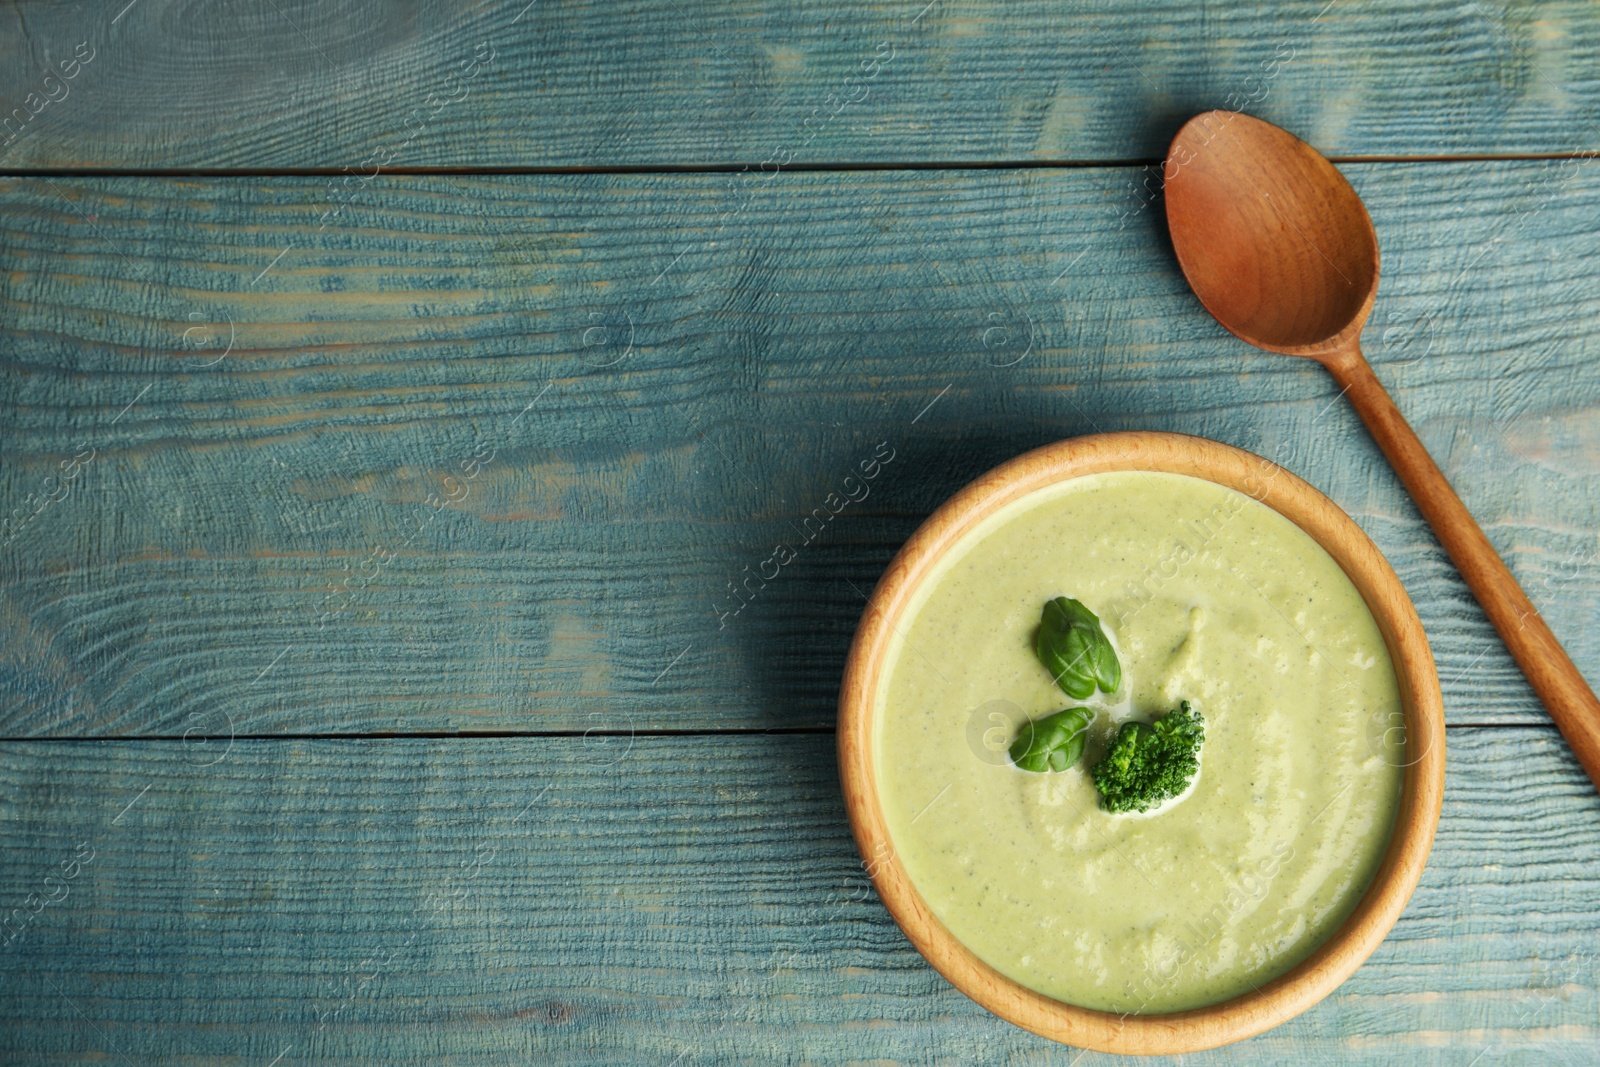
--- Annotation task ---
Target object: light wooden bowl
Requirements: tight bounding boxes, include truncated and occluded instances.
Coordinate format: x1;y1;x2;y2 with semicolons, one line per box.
837;431;1445;1055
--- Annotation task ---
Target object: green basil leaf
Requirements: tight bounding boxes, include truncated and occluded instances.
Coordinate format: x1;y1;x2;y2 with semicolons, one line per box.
1035;596;1120;698
1009;707;1095;773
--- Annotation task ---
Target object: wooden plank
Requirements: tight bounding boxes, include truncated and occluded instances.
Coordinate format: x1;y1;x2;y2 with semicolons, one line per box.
2;0;1600;169
0;162;1596;735
0;728;1595;1064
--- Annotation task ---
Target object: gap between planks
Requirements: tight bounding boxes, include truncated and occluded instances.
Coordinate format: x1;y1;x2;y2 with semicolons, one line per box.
0;721;1554;743
1;151;1597;180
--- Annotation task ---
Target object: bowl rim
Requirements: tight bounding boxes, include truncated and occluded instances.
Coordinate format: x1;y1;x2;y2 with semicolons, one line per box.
836;431;1445;1055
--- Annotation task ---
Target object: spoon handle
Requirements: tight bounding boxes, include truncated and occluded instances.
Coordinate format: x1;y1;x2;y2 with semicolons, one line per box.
1324;347;1600;792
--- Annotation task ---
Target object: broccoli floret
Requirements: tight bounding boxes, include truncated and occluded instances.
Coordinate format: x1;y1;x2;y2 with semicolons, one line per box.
1090;701;1205;814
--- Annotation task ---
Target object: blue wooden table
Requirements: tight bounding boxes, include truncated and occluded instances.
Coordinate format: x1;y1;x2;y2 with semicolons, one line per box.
2;2;1598;1063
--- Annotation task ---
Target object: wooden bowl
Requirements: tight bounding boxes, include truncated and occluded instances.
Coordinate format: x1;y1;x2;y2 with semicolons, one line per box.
837;431;1445;1055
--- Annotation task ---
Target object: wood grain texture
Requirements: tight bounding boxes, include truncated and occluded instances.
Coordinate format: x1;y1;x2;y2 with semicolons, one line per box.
2;0;1600;169
0;729;1593;1065
1;162;1597;735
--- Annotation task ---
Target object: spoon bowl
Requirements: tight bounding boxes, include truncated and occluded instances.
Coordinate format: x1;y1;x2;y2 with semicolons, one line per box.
1163;110;1600;794
1166;111;1379;354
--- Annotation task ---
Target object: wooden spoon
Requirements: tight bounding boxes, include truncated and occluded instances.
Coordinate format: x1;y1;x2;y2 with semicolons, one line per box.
1163;109;1600;794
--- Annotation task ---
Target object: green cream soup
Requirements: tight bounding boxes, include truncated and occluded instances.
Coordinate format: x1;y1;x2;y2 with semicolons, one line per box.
876;471;1404;1013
